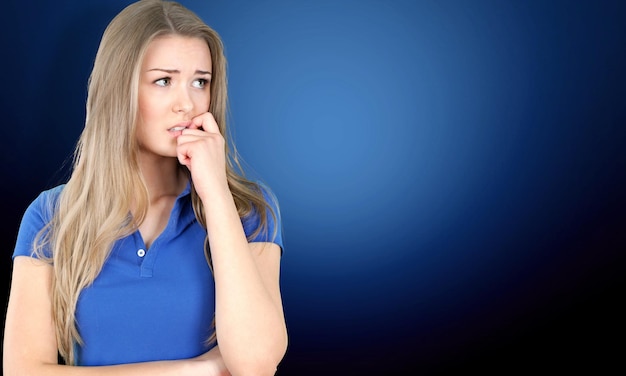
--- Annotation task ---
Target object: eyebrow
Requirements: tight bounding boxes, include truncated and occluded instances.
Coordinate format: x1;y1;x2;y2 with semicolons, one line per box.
147;68;212;75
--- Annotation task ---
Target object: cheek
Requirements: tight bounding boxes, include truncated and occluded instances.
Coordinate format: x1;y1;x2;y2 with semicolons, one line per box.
192;92;211;112
135;115;147;144
138;94;151;116
137;95;163;125
135;98;156;144
137;83;166;115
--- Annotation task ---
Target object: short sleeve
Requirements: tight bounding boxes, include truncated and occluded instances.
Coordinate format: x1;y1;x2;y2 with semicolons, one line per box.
12;185;64;260
242;182;284;253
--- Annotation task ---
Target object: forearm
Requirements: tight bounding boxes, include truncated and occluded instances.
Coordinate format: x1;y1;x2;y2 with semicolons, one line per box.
4;345;230;376
4;258;227;376
4;358;200;376
203;185;287;375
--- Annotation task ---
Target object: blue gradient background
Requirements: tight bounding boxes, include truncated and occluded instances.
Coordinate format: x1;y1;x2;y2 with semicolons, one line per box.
1;0;625;374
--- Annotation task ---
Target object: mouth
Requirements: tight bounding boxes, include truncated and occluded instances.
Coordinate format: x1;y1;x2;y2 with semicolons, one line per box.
168;121;193;133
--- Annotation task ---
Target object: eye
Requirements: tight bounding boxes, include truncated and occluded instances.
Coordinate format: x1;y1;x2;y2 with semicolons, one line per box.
154;77;171;87
192;78;209;89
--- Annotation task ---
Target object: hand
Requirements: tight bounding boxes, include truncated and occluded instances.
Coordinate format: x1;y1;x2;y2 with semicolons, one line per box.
192;346;231;376
176;112;228;200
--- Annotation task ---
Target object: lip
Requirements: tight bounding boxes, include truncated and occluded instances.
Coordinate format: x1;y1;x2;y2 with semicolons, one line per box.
168;121;193;132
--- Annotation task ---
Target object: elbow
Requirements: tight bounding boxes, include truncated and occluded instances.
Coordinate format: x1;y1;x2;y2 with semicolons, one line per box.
229;352;288;376
3;360;50;376
227;331;288;376
237;365;279;376
228;360;280;376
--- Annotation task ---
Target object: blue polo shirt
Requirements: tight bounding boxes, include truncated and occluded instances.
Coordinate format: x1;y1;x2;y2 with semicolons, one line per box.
12;182;283;366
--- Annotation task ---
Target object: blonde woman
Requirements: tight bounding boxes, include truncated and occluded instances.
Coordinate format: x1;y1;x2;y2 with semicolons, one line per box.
3;0;287;375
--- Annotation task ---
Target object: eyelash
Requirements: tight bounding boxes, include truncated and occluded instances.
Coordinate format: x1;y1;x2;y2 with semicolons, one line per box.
153;77;209;88
154;77;170;87
192;79;209;89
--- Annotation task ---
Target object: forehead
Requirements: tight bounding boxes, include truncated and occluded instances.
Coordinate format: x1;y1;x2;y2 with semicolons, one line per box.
142;35;212;69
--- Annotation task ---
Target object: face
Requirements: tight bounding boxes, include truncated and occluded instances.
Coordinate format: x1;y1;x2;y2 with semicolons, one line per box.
136;35;212;158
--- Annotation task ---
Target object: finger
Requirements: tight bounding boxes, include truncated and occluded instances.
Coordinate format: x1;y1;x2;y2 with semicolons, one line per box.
177;152;190;167
178;128;206;138
176;142;192;166
191;112;220;134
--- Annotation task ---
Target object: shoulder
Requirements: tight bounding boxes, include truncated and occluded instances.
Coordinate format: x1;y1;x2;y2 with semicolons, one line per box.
242;181;284;250
245;181;281;225
12;185;66;260
26;184;66;221
257;181;280;214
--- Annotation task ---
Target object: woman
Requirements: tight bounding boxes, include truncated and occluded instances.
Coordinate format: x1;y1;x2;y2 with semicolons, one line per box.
3;0;287;375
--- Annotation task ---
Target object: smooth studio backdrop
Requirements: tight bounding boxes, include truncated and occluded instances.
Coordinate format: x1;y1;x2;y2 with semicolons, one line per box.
1;0;625;374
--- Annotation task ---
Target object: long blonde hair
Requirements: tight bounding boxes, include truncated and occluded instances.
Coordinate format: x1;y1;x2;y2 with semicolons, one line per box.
34;0;275;365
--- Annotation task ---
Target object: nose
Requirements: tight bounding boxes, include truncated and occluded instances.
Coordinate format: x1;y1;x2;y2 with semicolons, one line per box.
173;86;193;114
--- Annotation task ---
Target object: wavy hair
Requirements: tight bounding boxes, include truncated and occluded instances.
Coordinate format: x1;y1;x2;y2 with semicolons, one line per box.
33;0;276;365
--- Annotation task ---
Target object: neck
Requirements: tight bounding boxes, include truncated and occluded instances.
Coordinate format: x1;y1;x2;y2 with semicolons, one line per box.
138;154;188;200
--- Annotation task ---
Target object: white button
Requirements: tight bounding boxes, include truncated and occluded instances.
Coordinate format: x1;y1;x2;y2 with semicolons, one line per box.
137;249;146;257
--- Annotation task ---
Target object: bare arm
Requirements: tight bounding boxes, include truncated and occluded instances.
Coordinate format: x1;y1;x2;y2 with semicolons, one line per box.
3;256;229;376
176;113;288;375
205;188;288;376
